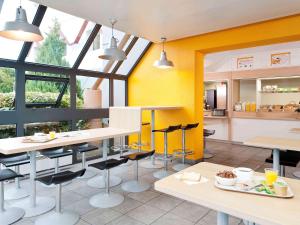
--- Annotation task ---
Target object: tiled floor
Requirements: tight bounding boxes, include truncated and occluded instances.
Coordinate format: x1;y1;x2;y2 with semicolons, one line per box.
7;140;300;225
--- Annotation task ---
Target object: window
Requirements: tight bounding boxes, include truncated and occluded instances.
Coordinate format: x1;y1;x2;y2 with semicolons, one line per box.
25;72;70;108
113;80;125;106
0;124;16;139
76;76;109;109
26;6;95;67
0;67;15;111
79;25;125;71
0;0;38;59
116;38;150;75
24;121;70;136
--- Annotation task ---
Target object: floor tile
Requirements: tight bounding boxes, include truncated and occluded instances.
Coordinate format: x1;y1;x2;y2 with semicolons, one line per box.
128;190;160;203
82;208;122;225
170;201;210;222
64;198;96;216
195;210;242;225
113;196;142;214
126;205;166;225
146;194;182;211
151;212;194;225
106;215;146;225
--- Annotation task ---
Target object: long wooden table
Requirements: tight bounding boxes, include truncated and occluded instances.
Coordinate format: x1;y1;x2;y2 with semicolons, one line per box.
244;136;300;172
0;127;139;217
155;162;300;225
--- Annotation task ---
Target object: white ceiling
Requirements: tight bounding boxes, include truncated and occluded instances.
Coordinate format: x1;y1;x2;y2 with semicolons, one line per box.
31;0;300;42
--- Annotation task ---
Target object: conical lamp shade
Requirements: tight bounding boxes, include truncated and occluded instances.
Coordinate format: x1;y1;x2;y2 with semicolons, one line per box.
0;7;43;42
98;36;126;61
153;51;174;69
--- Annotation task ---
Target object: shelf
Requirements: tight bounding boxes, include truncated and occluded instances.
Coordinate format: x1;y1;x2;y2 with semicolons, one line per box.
259;91;300;93
232;111;300;121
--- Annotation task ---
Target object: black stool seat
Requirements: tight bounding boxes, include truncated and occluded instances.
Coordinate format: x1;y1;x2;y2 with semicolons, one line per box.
265;151;300;167
89;158;128;170
0;169;23;182
122;150;155;161
41;147;73;159
153;125;181;133
142;122;150;126
36;169;85;185
0;153;30;167
72;143;98;153
204;129;215;137
182;123;199;130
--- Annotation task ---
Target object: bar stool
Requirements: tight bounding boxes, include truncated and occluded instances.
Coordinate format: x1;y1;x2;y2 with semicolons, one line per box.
172;123;199;171
72;143;98;179
0;153;30;200
89;158;128;208
40;147;73;187
265;151;300;176
121;150;155;192
203;129;215;159
152;125;182;179
0;169;25;225
110;136;132;166
35;169;86;225
131;122;150;152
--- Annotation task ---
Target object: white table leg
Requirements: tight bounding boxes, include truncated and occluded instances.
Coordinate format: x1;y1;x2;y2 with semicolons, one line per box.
140;110;163;169
10;151;55;217
217;212;229;225
273;149;280;172
87;139;122;188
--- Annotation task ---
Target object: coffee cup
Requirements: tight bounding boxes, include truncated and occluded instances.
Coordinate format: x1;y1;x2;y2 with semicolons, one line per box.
232;167;254;182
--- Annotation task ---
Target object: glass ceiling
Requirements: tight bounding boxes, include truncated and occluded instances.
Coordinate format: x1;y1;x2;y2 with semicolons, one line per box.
0;0;151;76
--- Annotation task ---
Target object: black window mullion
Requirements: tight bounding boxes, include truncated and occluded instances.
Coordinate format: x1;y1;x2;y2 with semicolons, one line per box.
73;24;102;69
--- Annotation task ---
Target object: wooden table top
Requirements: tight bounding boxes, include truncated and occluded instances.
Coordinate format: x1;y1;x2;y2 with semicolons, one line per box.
290;128;300;133
0;127;139;155
155;162;300;225
244;136;300;151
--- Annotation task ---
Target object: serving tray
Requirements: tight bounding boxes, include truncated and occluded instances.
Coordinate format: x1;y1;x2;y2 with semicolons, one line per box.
22;137;57;143
215;176;294;198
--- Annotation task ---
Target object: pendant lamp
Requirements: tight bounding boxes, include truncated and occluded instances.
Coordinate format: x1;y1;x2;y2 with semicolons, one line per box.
0;3;43;42
98;19;126;61
153;37;174;69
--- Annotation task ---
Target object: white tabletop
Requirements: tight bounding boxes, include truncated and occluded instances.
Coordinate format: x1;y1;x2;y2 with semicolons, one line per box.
0;127;139;155
155;162;300;225
244;136;300;151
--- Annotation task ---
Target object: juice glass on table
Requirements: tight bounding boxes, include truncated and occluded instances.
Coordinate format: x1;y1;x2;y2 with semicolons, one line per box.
49;131;56;139
265;168;278;186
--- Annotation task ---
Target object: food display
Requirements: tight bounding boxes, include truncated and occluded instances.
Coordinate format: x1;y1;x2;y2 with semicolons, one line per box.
215;167;293;198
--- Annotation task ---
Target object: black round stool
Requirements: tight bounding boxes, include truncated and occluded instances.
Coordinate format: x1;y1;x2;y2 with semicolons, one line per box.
173;123;199;171
35;169;85;225
40;147;73;187
89;158;128;208
152;125;181;179
0;153;30;200
203;129;215;159
121;150;155;192
0;169;25;225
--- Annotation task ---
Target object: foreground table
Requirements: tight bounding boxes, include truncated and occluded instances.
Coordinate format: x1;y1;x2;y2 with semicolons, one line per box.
155;162;300;225
0;127;139;217
244;136;300;172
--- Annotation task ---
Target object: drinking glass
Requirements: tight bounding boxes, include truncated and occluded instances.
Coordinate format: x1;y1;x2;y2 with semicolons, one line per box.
265;168;278;186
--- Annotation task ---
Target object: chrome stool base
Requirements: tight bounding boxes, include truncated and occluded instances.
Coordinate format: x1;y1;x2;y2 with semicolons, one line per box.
5;187;29;200
140;160;164;169
0;207;25;225
89;192;124;208
153;170;173;179
87;175;122;189
121;180;150;193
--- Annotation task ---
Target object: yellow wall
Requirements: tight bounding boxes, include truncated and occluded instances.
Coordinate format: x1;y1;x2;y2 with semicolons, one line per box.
128;14;300;160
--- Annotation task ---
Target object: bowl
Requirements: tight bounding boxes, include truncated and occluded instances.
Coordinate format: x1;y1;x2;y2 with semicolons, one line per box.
215;175;237;186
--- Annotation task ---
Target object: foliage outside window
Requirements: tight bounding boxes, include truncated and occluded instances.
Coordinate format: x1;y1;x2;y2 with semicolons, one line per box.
0;67;15;110
0;124;16;139
24;121;70;136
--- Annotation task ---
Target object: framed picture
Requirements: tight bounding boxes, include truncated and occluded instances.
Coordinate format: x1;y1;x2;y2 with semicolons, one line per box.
271;52;290;66
237;56;254;70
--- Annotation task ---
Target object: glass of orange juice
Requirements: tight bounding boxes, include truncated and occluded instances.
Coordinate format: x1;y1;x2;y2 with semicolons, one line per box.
49;131;56;139
265;168;278;186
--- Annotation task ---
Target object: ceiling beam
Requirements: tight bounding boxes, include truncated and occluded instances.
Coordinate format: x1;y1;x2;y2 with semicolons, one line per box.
17;5;47;62
127;42;152;77
73;24;102;69
110;36;138;74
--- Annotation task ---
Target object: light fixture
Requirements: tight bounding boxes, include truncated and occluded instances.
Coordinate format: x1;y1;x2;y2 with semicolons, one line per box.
98;19;126;61
0;2;43;42
153;37;174;69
